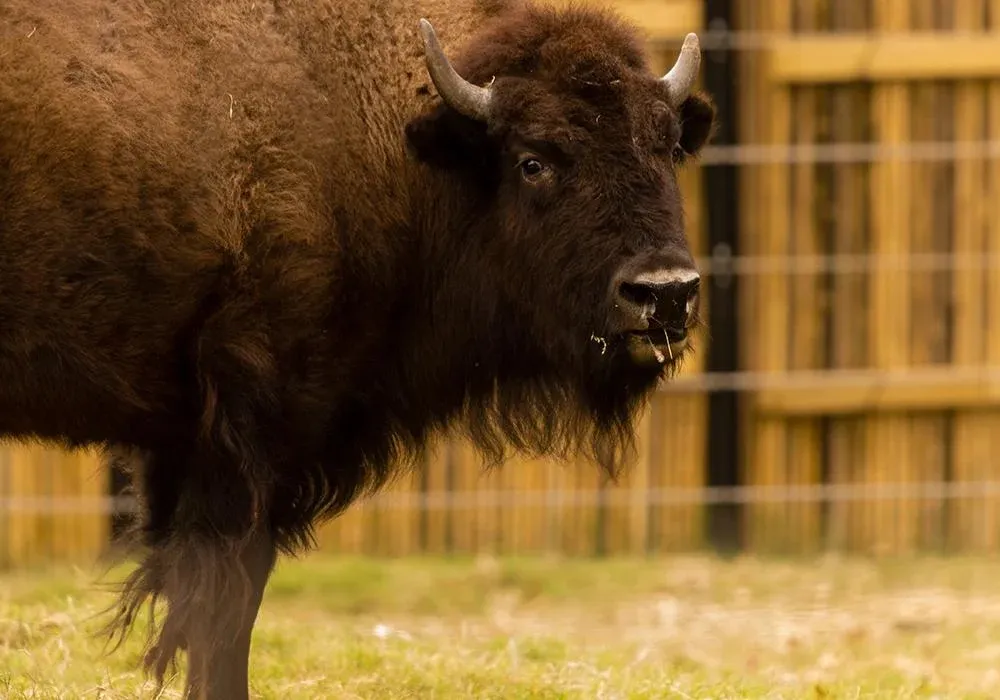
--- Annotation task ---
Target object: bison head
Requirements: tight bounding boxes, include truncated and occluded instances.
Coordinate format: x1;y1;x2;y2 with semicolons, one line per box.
402;5;715;472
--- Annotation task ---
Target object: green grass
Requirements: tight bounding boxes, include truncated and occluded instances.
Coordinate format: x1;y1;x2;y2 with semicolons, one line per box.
3;553;1000;698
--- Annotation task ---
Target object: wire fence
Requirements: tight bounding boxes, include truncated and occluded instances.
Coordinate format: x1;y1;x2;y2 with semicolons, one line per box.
697;140;1000;166
694;251;1000;277
648;29;1000;53
4;476;1000;561
5;481;1000;515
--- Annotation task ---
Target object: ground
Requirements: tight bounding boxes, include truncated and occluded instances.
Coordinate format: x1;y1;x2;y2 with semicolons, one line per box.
2;553;1000;698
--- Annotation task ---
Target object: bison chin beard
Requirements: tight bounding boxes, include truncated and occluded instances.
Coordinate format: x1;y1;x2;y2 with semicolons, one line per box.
454;333;678;481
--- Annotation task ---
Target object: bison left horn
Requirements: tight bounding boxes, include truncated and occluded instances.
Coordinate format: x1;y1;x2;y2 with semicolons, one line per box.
419;18;492;122
659;32;701;107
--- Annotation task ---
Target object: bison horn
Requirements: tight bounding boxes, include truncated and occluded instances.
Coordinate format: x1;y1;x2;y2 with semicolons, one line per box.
659;33;701;107
419;18;492;122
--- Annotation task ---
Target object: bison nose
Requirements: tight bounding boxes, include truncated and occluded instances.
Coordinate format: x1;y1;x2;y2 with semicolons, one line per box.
614;269;700;329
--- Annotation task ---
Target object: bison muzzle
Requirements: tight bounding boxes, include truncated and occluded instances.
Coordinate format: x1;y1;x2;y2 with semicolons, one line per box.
0;0;715;697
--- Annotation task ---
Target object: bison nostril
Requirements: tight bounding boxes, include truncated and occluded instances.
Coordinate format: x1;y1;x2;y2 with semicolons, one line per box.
615;272;700;327
679;277;699;307
617;282;658;310
678;280;699;322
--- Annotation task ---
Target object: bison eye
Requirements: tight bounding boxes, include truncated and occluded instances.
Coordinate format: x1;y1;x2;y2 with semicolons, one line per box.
518;157;547;182
671;144;686;164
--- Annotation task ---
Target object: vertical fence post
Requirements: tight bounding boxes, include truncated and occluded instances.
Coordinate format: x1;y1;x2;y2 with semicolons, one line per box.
702;0;742;553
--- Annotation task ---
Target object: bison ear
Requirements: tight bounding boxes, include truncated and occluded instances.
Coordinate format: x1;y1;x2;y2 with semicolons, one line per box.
678;92;716;157
405;102;491;171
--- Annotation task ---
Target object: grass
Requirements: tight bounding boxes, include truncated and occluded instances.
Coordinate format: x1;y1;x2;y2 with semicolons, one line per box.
3;553;1000;698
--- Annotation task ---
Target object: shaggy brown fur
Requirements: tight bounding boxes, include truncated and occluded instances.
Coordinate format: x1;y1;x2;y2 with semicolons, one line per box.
0;0;715;696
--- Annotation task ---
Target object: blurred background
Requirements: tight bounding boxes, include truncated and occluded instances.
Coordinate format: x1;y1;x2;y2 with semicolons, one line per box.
5;0;1000;568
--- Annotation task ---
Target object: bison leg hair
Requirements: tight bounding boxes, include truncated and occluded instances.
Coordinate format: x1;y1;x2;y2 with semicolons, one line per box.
181;530;277;700
101;446;278;699
106;529;277;699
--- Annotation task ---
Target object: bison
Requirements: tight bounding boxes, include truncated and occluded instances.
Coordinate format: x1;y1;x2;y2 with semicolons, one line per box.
0;0;715;696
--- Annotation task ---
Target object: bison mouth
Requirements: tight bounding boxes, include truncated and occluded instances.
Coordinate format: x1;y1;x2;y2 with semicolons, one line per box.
623;325;689;366
590;320;693;367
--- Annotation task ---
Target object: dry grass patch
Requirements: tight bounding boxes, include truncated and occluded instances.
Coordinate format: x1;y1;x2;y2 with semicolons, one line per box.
1;554;1000;698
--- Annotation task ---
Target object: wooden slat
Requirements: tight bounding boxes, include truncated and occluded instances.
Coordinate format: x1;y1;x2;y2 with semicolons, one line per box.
76;449;109;564
468;444;501;554
680;395;707;550
542;460;563;553
6;447;40;567
645;394;667;551
949;0;990;553
755;374;1000;415
447;440;475;553
984;0;1000;554
783;0;823;554
0;447;8;567
863;0;912;556
493;453;513;555
769;35;1000;84
390;470;421;556
498;451;521;554
334;497;366;554
649;393;697;552
575;457;602;556
907;0;949;553
626;407;652;555
419;440;449;554
803;0;866;554
739;0;793;553
824;35;869;552
515;454;550;554
732;0;759;549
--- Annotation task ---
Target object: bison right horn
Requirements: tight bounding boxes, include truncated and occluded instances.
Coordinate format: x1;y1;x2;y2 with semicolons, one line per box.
659;32;701;107
419;18;493;122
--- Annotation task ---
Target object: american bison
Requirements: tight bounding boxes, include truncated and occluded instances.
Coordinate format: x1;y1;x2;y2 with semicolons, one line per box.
0;0;715;696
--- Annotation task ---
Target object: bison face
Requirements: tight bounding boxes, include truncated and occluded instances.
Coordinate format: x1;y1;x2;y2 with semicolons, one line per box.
404;10;715;445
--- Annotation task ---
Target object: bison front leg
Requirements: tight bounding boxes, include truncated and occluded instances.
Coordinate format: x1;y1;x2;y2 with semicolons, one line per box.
180;529;277;700
104;445;278;700
107;528;276;699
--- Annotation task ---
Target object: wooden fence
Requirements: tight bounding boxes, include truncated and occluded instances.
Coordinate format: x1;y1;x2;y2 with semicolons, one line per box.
0;446;107;568
7;0;1000;566
735;0;1000;555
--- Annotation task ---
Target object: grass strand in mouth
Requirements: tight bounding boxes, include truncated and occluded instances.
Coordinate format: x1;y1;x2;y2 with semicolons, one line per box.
646;333;666;364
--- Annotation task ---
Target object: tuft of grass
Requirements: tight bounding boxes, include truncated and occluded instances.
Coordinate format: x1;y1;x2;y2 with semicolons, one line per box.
2;554;1000;697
